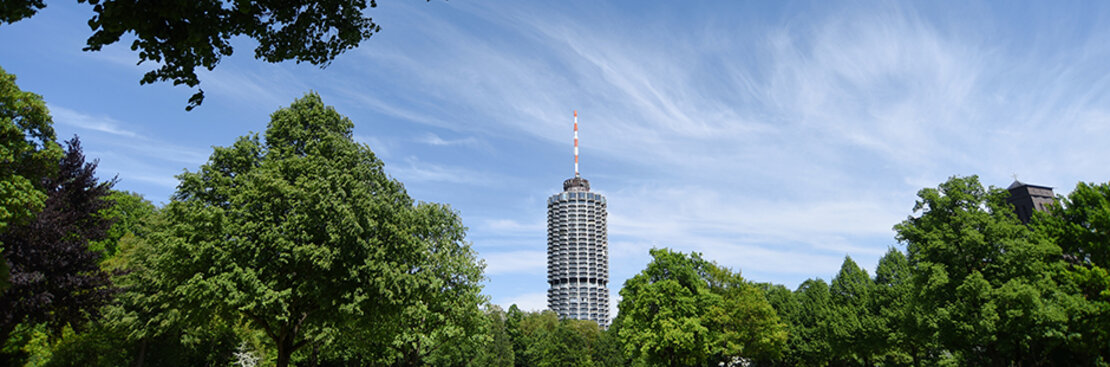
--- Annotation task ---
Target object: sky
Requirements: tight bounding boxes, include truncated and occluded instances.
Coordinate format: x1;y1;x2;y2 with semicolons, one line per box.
4;1;1110;316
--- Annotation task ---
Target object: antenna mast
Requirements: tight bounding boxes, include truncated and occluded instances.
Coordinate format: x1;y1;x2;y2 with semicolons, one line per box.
574;110;579;177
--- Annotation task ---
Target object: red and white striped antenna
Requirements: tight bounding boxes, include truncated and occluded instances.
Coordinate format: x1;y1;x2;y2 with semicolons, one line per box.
574;110;579;177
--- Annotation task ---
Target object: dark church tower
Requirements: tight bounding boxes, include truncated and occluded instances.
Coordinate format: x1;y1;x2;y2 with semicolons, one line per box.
1007;180;1055;224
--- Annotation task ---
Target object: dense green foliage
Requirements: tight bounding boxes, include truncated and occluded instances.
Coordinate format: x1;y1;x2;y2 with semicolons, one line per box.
1034;181;1110;362
616;248;787;366
1;0;431;110
895;176;1082;365
758;176;1109;367
497;308;621;367
145;93;487;367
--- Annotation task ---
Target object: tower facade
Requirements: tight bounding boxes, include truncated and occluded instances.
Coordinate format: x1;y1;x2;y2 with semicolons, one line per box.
547;111;610;328
547;177;609;328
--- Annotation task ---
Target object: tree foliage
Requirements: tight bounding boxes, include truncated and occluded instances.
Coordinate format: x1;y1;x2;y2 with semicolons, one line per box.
147;93;483;367
872;247;932;366
0;137;116;362
894;175;1081;365
0;66;64;290
616;248;786;366
1;0;434;110
89;190;156;258
1035;181;1110;362
472;305;514;367
761;278;833;367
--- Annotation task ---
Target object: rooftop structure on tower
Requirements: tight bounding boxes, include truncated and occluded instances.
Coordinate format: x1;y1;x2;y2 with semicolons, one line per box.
1007;180;1055;224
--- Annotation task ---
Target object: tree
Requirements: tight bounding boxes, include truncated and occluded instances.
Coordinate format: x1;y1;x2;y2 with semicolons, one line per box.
592;321;627;367
0;137;116;361
617;249;714;366
872;248;932;366
894;175;1079;365
149;93;482;367
827;256;883;366
0;66;63;290
363;202;488;366
785;279;834;367
505;304;527;367
615;248;785;366
89;190;156;258
702;262;787;363
471;305;514;367
514;311;596;367
1034;182;1110;363
2;0;433;110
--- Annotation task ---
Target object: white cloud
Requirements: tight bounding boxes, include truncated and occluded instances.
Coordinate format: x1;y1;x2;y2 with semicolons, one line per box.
416;133;480;147
51;105;142;138
388;157;493;186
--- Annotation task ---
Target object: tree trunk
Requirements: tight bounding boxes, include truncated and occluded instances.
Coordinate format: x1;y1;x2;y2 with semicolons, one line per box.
133;339;147;367
276;333;294;367
309;343;319;367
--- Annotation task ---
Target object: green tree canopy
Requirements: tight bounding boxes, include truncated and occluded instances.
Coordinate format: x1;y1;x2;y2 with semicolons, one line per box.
894;175;1079;365
471;305;514;367
616;248;786;367
827;256;884;366
1;0;432;110
149;93;483;367
872;247;933;366
89;190;156;258
512;310;598;367
1034;181;1110;361
783;279;834;367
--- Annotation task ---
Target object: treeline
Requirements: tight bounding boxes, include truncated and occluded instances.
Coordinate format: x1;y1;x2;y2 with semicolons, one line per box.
756;176;1110;366
4;65;1110;366
592;176;1110;366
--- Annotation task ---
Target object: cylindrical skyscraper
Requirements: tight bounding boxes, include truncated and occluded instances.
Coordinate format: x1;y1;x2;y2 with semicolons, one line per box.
547;111;609;328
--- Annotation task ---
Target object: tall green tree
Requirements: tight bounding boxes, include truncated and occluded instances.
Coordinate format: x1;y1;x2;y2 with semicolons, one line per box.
505;304;527;367
42;210;241;367
617;249;715;366
0;66;63;290
471;305;514;367
616;248;786;366
827;256;883;366
1;0;435;110
702;262;787;363
593;321;627;367
894;175;1079;365
149;93;482;367
787;279;834;367
872;248;931;366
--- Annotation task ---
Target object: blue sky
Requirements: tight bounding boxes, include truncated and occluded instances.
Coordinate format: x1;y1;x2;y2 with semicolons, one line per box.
4;1;1110;315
